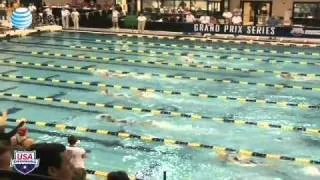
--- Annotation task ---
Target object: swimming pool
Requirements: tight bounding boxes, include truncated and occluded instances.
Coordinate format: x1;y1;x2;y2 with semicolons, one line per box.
0;32;319;180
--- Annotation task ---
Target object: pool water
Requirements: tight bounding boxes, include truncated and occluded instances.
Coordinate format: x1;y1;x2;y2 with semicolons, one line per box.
0;32;319;180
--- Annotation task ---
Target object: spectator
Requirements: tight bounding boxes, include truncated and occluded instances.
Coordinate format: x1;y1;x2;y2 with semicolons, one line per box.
11;121;35;149
71;8;80;30
199;14;210;36
107;171;130;180
267;16;279;27
137;12;147;33
67;135;87;180
222;11;232;24
28;3;36;13
61;7;70;28
0;111;25;171
1;111;25;145
6;3;13;23
44;6;54;25
0;146;11;170
28;3;37;27
13;0;19;10
28;143;74;180
0;1;6;21
112;8;120;31
199;14;210;24
231;15;242;25
185;11;195;23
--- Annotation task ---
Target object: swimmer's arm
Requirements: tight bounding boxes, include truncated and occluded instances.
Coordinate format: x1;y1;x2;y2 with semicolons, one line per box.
216;152;228;161
139;120;153;127
1;121;25;140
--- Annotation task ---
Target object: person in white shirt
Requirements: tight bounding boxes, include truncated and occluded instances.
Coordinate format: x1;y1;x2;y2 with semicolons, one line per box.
222;11;232;24
137;12;147;33
199;15;211;36
199;15;210;24
44;7;55;25
67;135;87;180
112;9;120;30
61;8;70;28
185;11;195;23
71;8;80;29
28;3;36;27
28;3;36;12
232;15;242;25
0;1;6;21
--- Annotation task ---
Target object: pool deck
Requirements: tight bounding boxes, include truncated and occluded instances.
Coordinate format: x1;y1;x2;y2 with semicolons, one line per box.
63;27;320;45
0;25;62;38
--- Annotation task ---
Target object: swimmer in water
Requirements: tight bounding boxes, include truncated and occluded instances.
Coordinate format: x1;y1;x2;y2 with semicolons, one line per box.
280;73;294;80
91;69;126;79
135;91;157;99
134;74;152;80
100;87;131;98
280;73;319;81
302;166;320;176
181;54;196;64
96;114;153;127
100;87;110;96
217;151;258;167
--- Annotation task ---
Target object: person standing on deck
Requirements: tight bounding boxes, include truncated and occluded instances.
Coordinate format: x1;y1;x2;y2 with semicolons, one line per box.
137;12;147;33
112;8;120;31
61;7;70;28
71;8;80;29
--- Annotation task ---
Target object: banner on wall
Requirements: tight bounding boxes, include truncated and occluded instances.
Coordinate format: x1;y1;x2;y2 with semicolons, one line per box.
192;24;278;36
188;24;320;38
291;26;320;38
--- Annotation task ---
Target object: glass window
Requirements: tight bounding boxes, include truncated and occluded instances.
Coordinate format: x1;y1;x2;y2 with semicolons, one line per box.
192;0;206;11
224;0;229;11
293;3;320;19
242;1;271;25
142;0;160;13
208;0;228;16
162;0;175;13
176;0;191;10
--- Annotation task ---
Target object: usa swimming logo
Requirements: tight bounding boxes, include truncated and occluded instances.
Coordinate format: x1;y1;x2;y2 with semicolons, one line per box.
10;151;40;175
11;7;32;29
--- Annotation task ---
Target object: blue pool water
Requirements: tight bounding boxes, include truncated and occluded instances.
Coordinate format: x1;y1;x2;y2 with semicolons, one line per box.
0;32;319;180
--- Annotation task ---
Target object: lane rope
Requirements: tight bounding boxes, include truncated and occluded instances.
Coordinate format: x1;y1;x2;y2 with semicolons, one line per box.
7;118;320;165
1;73;319;110
28;51;320;78
1;92;319;136
68;45;320;67
37;35;320;57
95;39;320;57
7;40;320;67
0;58;319;93
115;33;320;48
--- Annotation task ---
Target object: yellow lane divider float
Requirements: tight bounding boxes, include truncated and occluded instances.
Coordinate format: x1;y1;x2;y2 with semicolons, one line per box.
1;92;319;136
115;33;320;48
95;39;320;58
0;73;319;110
0;58;319;93
13;39;318;66
30;51;320;78
7;118;320;165
67;44;319;67
35;35;320;57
